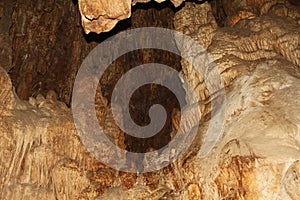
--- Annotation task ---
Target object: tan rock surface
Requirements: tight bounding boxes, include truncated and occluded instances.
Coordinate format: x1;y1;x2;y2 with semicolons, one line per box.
79;0;132;34
79;0;184;34
0;0;300;199
173;1;300;199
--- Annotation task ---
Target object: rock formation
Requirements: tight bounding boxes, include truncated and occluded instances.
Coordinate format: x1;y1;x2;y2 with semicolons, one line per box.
0;0;299;199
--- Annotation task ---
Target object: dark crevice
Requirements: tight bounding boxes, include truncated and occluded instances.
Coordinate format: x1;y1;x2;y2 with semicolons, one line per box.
210;0;227;27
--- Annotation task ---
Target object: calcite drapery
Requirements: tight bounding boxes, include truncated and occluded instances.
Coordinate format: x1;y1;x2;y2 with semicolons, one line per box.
173;1;300;199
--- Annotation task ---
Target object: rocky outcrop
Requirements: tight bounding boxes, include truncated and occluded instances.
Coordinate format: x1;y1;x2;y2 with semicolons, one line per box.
79;0;132;34
79;0;185;33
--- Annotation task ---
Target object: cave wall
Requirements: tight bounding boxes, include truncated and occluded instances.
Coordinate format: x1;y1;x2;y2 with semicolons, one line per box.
103;3;181;153
0;0;300;199
1;0;182;163
174;1;300;199
5;0;96;105
0;1;13;72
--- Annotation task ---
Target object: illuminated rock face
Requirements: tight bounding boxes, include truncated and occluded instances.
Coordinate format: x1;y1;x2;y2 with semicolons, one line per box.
78;0;185;34
78;0;132;34
0;0;300;199
173;1;300;199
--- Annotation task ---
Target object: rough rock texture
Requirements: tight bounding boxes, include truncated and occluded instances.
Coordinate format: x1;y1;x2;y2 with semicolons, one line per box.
0;1;13;72
7;0;96;105
174;1;300;199
222;0;300;26
79;0;132;34
95;4;181;153
79;0;184;33
0;0;300;200
79;0;300;34
0;70;119;199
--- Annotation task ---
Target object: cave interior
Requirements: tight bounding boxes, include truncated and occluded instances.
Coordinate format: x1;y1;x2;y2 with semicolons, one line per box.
0;0;300;199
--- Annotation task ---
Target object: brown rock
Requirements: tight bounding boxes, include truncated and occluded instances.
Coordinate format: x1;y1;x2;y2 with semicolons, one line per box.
0;0;300;199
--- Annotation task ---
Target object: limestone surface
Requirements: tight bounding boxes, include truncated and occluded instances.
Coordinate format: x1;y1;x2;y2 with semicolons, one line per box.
0;0;299;199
